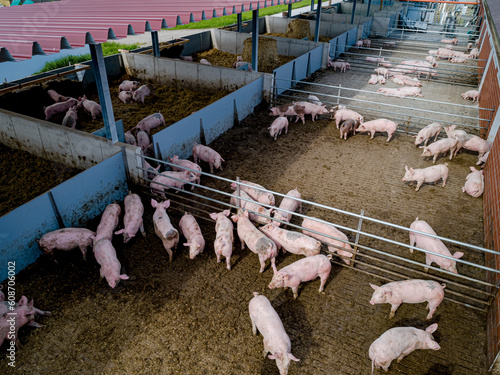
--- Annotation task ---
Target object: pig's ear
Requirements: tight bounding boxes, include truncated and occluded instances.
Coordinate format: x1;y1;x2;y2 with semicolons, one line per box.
162;200;171;209
283;274;290;281
288;353;300;362
469;166;477;172
405;165;408;171
426;323;438;333
19;296;28;306
115;229;125;235
409;168;414;173
369;283;379;290
223;209;231;217
120;274;129;280
209;213;218;221
453;252;464;259
231;215;238;222
151;199;158;208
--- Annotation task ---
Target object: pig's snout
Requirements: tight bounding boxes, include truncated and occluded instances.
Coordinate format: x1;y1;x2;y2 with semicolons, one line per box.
369;300;375;305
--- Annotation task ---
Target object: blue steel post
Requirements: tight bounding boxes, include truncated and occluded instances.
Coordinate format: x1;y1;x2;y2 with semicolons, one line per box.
366;0;372;17
151;30;160;57
237;12;242;32
314;0;322;42
310;0;314;11
89;43;118;143
251;9;259;72
288;1;292;18
351;0;357;24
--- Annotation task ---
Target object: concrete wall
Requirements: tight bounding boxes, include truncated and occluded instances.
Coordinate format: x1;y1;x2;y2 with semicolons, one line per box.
0;108;142;182
0;152;129;282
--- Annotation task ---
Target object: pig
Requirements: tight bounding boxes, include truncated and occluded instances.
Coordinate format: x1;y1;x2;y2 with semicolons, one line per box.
38;227;96;262
209;210;234;270
93;238;129;288
259;223;321;257
143;159;161;180
334;108;364;129
114;192;145;243
355;40;363;48
192;143;224;173
377;75;386;84
151;199;179;262
469;48;479;59
94;203;121;243
124;131;137;146
369;280;446;319
135;113;165;134
307;94;322;106
179;55;194;62
132;85;151;103
62;106;78;129
77;95;102;120
339;119;358;140
391;77;405;86
383;41;396;48
414;122;441;147
428;49;438;56
402;164;449;191
47;89;70;103
356;119;398;142
167;155;202;189
398;87;423;97
379;61;392;68
436;48;455;60
444;125;469;156
374;67;389;79
416;66;437;80
441;37;458;44
420;137;458;164
44;98;78;120
269;103;304;119
248;292;300;375
302;217;354;265
462;135;491;157
268;117;289;140
119;80;139;92
477;151;490;166
200;59;211;65
377;87;399;96
272;187;302;226
118;90;133;104
329;61;350;72
179;212;205;259
368;74;378;85
365;56;386;64
369;324;440;374
230;190;273;225
136;130;150;151
450;56;467;63
232;210;278;273
230;180;275;206
362;39;371;47
462;166;484;197
425;55;438;66
393;75;422;87
461;89;480;102
292;101;329;124
268;254;332;299
150;170;197;198
409;217;464;274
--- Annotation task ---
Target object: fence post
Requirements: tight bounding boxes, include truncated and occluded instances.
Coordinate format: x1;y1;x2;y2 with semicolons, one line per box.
48;191;65;229
405;97;416;134
352;209;364;267
236;176;241;208
337;84;341;105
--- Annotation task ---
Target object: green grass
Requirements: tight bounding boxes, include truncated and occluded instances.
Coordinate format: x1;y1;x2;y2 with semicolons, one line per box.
169;0;312;30
35;42;139;74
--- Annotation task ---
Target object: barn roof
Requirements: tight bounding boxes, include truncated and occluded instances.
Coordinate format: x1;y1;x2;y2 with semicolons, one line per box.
0;0;297;61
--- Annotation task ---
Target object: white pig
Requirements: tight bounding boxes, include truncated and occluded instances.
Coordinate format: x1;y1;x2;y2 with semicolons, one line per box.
248;292;300;375
192;143;224;174
462;135;491;158
414;122;441;146
38;228;96;262
167;155;202;190
402;164;448;191
93;238;129;288
369;324;440;374
230;190;273;225
209;210;234;270
259;224;321;257
179;212;205;259
114;193;145;243
369;279;446;319
333;108;364;129
150;170;197;198
232;210;278;273
462;166;484;197
230;180;275;206
94;203;121;243
461;90;480;102
409;217;464;274
302;217;354;265
356;119;398;142
477;151;490;166
268;254;332;299
272;187;302;226
269;117;289;140
374;67;389;79
420;137;458;164
151;199;179;262
292;101;329;124
368;74;378;85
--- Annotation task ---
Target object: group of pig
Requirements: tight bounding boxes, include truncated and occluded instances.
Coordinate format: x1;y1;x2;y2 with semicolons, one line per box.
402;122;489;197
123;112;165;156
118;80;152;104
44;89;102;128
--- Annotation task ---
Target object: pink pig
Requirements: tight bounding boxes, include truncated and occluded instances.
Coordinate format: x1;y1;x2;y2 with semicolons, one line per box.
402;164;448;191
44;98;78;120
135;113;165;134
339;119;358;140
248;292;300;375
38;227;96;262
414;122;441;146
114;192;145;243
272;187;302;226
47;89;70;102
151;199;179;262
124;131;136;146
132;85;151;103
268;254;332;299
302;217;354;265
136;130;150;151
232;210;278;273
269;117;289;140
420;137;458;164
461;90;479;102
209;210;234;270
269;103;305;120
62;106;78;129
334;108;364;129
77;95;101;120
192;143;224;174
93;238;129;288
356;119;398;142
150;170;197;198
369;279;446;319
368;74;379;85
119;80;139;92
230;190;273;225
167;155;202;189
462;166;484;197
291;101;329;124
118;90;133;104
94;203;121;243
462;135;491;157
329;61;350;72
369;324;440;374
179;212;205;259
259;224;321;257
230;180;275;206
409;217;464;274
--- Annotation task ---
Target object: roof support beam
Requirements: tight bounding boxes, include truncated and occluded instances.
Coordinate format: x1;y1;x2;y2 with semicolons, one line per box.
237;12;242;33
251;9;259;73
314;0;322;42
151;30;160;57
